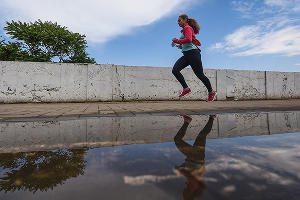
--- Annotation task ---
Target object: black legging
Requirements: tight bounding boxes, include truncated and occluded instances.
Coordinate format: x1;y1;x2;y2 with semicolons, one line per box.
174;116;214;164
172;49;212;93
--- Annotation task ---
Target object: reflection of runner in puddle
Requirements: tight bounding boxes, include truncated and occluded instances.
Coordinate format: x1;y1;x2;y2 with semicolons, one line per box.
174;115;215;200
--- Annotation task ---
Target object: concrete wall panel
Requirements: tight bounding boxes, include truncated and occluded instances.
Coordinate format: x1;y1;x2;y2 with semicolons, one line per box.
114;65;177;101
0;62;62;103
59;63;87;102
266;71;297;99
87;64;114;101
217;69;266;100
294;72;300;98
112;65;216;101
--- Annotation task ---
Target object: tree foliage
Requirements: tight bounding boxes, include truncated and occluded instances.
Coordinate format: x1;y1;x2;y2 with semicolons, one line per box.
0;38;29;61
0;20;96;63
0;149;87;193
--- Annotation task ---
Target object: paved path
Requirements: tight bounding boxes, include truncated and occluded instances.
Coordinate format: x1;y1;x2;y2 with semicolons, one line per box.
0;99;300;121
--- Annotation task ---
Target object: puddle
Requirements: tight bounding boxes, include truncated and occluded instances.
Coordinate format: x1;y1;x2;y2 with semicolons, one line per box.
0;111;300;200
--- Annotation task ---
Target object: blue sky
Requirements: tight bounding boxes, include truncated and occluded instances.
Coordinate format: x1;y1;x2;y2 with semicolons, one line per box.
1;0;300;72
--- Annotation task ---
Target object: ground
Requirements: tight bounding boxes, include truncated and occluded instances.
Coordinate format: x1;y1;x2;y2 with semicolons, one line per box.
0;99;300;121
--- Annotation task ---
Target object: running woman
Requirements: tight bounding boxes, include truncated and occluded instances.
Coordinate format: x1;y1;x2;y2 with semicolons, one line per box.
172;14;217;102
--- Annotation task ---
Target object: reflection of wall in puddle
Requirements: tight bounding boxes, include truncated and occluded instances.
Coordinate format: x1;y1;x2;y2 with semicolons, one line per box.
268;112;300;134
87;116;218;148
0;112;300;153
0;120;87;152
218;113;269;137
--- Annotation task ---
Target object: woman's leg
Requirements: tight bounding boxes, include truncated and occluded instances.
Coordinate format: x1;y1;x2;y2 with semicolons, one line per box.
174;119;192;157
193;116;214;147
187;53;213;93
172;56;189;89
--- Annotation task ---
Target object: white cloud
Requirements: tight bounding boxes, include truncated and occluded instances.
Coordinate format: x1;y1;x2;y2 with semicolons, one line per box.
1;0;198;43
238;144;300;179
237;26;300;56
265;0;290;7
232;0;300;18
231;1;257;18
264;0;293;7
214;18;300;56
124;174;179;186
264;0;300;12
296;63;300;66
206;156;295;185
213;1;300;56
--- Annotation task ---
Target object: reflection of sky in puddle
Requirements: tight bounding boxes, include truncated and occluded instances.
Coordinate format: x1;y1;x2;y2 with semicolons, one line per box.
0;113;300;200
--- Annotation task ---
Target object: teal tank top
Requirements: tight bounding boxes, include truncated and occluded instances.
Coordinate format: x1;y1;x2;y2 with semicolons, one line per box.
180;33;198;52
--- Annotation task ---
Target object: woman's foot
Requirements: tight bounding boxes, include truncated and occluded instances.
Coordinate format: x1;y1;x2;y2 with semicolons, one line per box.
207;91;217;102
209;114;216;119
179;88;191;97
182;115;192;123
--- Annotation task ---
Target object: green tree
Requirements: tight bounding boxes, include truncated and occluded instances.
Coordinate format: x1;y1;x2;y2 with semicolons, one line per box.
0;149;87;193
0;38;24;61
0;36;50;62
1;20;96;63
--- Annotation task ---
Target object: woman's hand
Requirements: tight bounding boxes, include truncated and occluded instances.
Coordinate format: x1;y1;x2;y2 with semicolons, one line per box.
177;45;182;49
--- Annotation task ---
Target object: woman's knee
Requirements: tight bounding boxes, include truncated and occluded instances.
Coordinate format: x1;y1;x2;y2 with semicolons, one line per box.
172;68;178;75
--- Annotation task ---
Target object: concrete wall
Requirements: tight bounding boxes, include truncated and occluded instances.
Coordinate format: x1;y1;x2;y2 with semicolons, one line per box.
0;61;300;103
216;70;266;100
0;111;300;153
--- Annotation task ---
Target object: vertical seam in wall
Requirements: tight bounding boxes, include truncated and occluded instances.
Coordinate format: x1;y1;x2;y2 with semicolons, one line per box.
59;64;62;101
111;65;113;101
112;65;116;101
264;71;267;100
267;113;270;135
113;65;122;102
217;116;220;137
294;72;296;98
215;70;218;100
116;65;119;101
85;119;88;148
86;65;88;102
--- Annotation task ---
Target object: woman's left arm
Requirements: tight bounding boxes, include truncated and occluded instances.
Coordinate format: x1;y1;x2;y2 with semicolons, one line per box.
172;26;193;44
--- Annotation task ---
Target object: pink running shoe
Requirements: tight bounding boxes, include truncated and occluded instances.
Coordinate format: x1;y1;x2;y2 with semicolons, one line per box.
207;91;217;102
179;88;191;98
182;115;192;123
209;114;217;119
